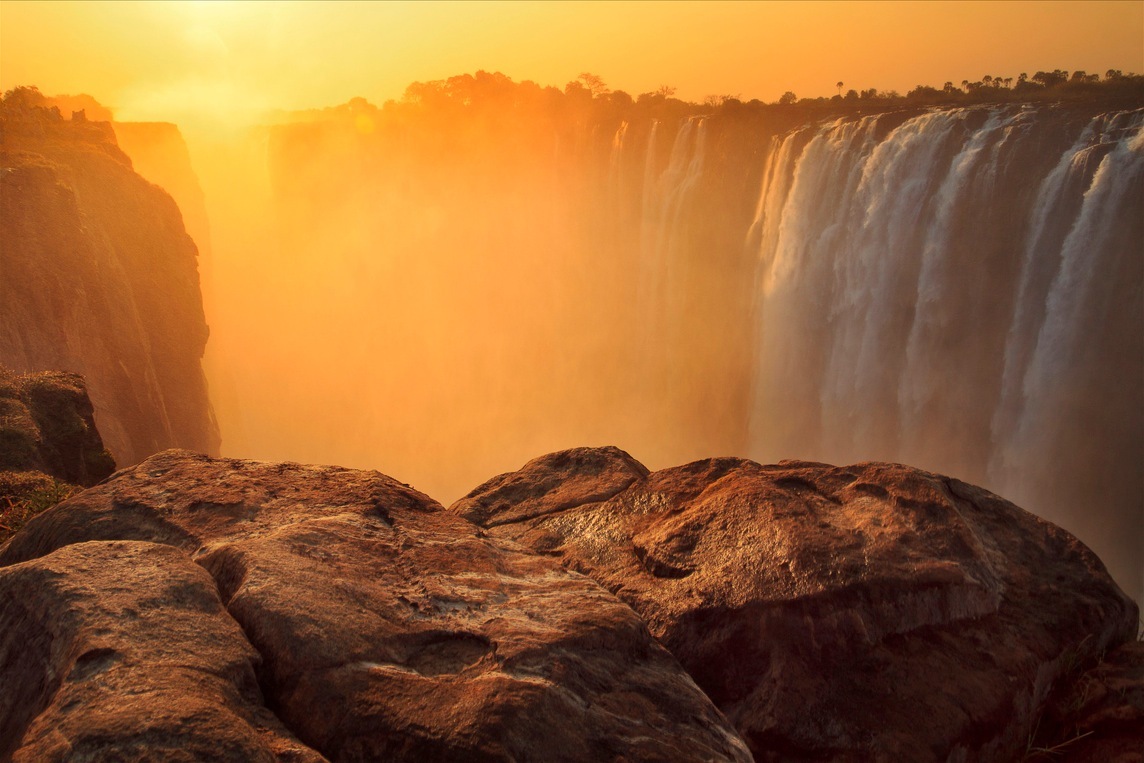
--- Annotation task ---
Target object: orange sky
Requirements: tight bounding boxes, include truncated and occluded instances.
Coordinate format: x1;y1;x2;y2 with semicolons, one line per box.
2;0;1142;125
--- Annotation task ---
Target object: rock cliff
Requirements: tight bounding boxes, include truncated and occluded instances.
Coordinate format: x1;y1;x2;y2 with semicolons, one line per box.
0;88;219;466
111;120;213;272
0;367;115;544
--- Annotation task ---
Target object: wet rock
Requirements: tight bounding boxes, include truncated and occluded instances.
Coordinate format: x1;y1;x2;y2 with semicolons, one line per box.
454;448;1139;762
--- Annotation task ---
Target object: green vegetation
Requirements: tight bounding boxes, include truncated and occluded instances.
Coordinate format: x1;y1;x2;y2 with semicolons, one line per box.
0;470;75;544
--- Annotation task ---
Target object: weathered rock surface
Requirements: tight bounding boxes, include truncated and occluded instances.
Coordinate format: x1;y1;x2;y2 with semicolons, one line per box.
0;87;219;466
452;445;649;527
0;540;323;762
452;447;1140;762
1;450;751;762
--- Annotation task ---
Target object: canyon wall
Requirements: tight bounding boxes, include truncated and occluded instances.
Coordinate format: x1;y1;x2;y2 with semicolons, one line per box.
0;92;219;465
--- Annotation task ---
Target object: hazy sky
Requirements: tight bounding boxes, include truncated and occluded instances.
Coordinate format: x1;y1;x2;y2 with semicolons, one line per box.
2;0;1142;125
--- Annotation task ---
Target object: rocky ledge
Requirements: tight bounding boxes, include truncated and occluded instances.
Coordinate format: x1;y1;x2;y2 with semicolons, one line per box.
0;368;116;545
1;447;1139;761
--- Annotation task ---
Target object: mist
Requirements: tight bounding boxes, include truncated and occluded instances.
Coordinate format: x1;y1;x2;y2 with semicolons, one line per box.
192;85;739;501
112;76;1137;606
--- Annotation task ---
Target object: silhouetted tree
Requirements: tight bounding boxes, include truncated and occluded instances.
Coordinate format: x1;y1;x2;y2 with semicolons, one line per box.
576;73;610;98
778;91;797;104
605;90;634;108
2;85;48;111
704;94;739;108
1;85;61;122
1032;70;1068;88
836;81;844;96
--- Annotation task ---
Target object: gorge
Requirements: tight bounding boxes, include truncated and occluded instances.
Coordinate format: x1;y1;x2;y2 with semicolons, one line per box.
188;87;1143;604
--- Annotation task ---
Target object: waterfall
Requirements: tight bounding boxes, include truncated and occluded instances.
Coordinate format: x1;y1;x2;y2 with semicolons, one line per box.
991;112;1144;581
638;117;708;329
736;105;1144;602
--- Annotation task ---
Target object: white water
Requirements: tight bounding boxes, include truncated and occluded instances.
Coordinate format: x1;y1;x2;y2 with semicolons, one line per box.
729;106;1144;602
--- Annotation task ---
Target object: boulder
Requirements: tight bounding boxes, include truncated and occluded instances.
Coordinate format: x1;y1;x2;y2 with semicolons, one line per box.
1;450;751;762
452;446;649;527
0;540;323;761
452;448;1140;761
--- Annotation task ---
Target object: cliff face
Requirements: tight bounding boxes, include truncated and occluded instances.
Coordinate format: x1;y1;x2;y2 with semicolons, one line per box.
111;121;213;269
0;95;219;465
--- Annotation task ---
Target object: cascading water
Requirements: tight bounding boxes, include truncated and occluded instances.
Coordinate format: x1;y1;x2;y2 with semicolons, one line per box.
741;105;1143;602
640;116;708;317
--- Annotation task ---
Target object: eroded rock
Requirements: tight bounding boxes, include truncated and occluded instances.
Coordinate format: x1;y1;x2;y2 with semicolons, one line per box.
0;540;323;762
451;445;649;527
1;450;751;762
452;448;1140;761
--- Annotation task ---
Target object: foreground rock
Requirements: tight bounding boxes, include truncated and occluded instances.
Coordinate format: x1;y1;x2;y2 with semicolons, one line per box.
452;447;1140;761
0;541;322;762
0;450;750;762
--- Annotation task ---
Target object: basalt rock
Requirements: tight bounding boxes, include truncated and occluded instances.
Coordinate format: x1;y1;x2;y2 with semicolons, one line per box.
452;447;1140;762
0;450;751;762
0;367;115;545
